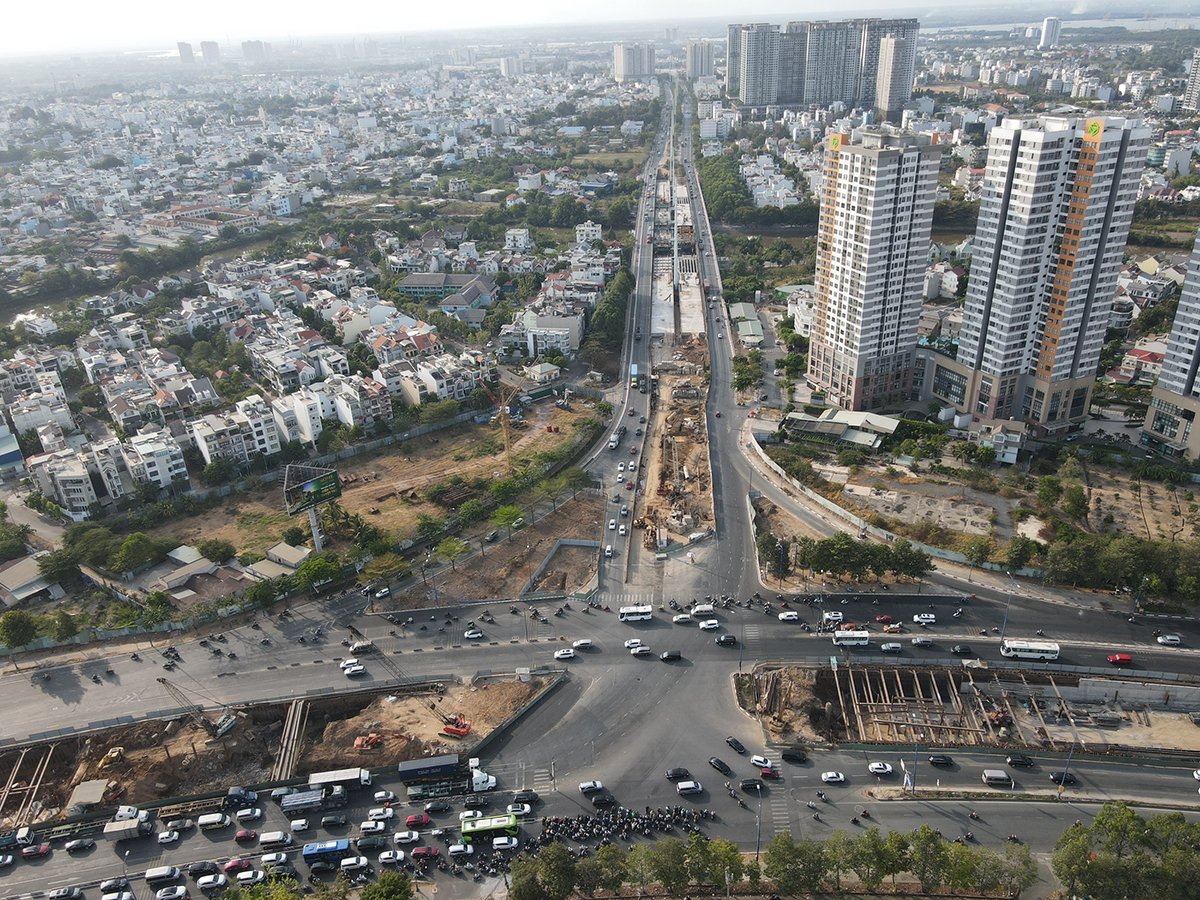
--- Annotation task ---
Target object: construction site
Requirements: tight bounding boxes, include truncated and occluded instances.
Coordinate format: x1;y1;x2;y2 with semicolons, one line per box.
634;356;715;549
0;674;548;829
743;663;1200;756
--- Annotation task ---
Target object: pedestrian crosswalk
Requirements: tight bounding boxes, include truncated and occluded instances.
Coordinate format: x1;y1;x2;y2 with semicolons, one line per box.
532;767;556;794
601;592;660;607
742;624;762;647
768;794;792;836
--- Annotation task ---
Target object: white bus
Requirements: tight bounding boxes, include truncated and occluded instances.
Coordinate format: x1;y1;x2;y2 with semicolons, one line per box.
1000;639;1060;661
618;605;654;623
831;630;870;647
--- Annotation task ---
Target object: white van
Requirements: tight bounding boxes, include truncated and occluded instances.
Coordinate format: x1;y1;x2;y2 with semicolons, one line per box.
604;545;613;558
981;769;1013;787
259;831;293;849
349;640;374;654
690;604;715;619
143;866;181;886
198;812;231;830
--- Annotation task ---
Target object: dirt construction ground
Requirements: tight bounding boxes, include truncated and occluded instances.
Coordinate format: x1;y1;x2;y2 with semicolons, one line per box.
390;494;603;605
640;369;714;544
161;403;591;554
299;677;545;771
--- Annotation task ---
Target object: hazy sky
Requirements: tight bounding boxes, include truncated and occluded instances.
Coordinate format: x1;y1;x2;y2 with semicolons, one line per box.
6;0;923;57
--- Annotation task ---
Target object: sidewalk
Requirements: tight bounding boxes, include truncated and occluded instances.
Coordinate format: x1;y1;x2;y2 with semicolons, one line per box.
737;422;1129;615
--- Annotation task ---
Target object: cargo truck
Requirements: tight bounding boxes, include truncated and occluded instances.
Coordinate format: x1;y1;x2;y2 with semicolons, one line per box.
395;755;461;783
0;827;35;851
280;786;346;814
307;768;372;792
402;758;496;801
222;787;258;810
103;819;153;842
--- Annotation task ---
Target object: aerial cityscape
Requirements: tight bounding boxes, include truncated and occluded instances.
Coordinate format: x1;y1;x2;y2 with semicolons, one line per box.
1;3;1200;898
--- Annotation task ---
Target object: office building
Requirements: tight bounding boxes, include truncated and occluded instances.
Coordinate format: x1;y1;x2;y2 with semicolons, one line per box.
685;40;714;79
1183;49;1200;112
200;41;220;65
738;24;781;106
725;18;918;109
241;40;268;62
613;42;655;83
1038;17;1062;50
1143;232;1200;458
807;130;942;410
499;57;524;78
177;42;194;64
933;116;1149;433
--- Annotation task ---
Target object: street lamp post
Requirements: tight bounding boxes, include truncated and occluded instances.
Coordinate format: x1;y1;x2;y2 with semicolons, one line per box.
754;788;763;861
1001;571;1018;640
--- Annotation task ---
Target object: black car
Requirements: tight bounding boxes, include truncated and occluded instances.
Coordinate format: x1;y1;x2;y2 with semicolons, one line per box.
726;736;746;754
739;778;763;792
463;796;490;810
1050;772;1078;786
591;793;617;808
950;644;973;656
356;835;389;851
309;860;338;874
64;838;94;853
927;754;954;768
1007;754;1035;768
512;790;539;805
424;799;452;813
709;757;733;777
715;634;737;647
781;748;808;764
187;861;220;878
321;815;348;828
665;767;690;781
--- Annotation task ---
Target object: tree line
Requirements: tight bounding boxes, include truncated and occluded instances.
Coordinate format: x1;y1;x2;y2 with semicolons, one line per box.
507;825;1036;898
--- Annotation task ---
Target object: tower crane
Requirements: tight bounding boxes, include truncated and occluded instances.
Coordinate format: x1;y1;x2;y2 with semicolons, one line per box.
480;381;523;475
157;678;238;738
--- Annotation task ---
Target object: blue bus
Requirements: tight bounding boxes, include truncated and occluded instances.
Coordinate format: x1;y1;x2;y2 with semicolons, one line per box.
302;839;350;864
630;364;638;387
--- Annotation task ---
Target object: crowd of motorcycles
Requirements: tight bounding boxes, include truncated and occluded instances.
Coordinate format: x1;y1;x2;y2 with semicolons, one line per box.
528;806;714;856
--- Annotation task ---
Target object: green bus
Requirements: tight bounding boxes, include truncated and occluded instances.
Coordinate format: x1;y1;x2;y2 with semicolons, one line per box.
460;814;519;844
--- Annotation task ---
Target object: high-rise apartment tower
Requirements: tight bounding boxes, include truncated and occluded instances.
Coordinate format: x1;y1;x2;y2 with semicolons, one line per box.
807;130;942;410
1143;232;1200;458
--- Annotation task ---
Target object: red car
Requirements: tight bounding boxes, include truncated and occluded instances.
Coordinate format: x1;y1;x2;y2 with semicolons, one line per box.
875;614;893;624
625;481;634;490
761;767;781;780
234;829;257;843
411;846;439;859
405;814;430;828
20;843;50;859
628;409;636;417
1107;653;1132;666
224;857;252;874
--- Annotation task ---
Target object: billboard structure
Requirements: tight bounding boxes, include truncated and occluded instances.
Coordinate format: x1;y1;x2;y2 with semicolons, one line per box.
283;465;342;550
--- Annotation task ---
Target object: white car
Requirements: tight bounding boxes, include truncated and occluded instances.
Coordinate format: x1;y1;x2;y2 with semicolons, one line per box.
260;852;288;867
698;619;720;631
676;780;703;795
196;875;228;891
628;462;637;472
672;614;692;624
464;628;484;640
393;831;420;844
631;645;652;656
618;462;626;472
290;818;309;832
340;855;369;872
821;771;845;784
448;843;475;857
578;780;604;794
379;850;405;865
374;790;397;803
822;611;844;624
572;639;593;650
913;613;936;625
493;836;519;851
1193;769;1200;781
157;830;179;845
374;587;391;599
236;871;265;885
624;638;643;649
618;524;627;536
459;810;483;823
506;803;532;816
339;658;360;670
778;611;799;622
360;821;386;834
554;648;576;660
235;807;262;822
343;665;366;677
609;519;617;530
881;642;903;653
868;762;894;776
751;755;772;769
1157;634;1182;645
368;807;395;821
